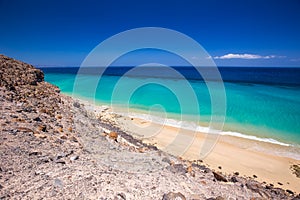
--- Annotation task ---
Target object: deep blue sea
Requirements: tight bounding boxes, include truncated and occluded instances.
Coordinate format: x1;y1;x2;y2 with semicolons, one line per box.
41;66;300;147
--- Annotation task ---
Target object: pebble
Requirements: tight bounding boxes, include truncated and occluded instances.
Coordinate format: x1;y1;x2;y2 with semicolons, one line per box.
35;170;45;175
117;193;126;200
11;129;18;134
212;171;228;182
28;151;41;156
204;168;211;173
60;135;67;140
286;189;294;195
34;133;47;139
265;185;273;189
109;132;118;140
231;176;238;183
162;192;186;200
70;136;78;142
73;101;81;108
162;157;172;165
33;117;42;122
170;164;186;174
53;179;63;188
37;124;46;132
186;166;193;173
70;155;79;161
234;172;239;176
55;160;66;164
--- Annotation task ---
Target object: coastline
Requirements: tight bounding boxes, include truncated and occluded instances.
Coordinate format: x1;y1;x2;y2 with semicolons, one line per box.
1;54;299;199
78;99;300;193
69;92;299;149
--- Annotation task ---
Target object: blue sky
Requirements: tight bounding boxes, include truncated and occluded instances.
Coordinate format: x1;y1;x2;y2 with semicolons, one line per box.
0;0;299;67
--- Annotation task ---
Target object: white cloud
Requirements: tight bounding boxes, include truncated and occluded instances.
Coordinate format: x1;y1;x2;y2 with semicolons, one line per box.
214;53;283;60
263;55;275;59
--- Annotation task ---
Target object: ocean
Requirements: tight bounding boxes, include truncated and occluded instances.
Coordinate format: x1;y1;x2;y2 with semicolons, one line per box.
41;66;300;147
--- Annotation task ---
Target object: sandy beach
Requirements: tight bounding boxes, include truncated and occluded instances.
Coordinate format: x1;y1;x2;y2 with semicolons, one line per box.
111;109;300;193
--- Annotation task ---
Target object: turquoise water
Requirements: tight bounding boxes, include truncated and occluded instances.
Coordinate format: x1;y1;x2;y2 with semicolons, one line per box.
44;72;300;146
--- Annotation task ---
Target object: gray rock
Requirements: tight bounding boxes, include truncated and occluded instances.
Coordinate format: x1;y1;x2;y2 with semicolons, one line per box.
169;164;186;174
162;157;172;165
73;101;81;108
246;181;270;198
286;189;294;195
53;179;63;188
70;155;79;161
265;184;273;189
234;172;239;176
115;193;126;200
230;176;238;183
162;192;186;200
212;171;228;182
33;117;42;122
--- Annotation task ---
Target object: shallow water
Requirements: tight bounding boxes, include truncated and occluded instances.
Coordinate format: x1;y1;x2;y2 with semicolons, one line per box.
43;66;300;146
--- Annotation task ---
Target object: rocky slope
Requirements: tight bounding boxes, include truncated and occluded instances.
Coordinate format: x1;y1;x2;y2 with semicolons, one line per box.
0;54;299;199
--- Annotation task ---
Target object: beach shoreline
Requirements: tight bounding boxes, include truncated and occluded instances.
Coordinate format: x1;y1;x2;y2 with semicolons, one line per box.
70;92;299;148
78;99;300;193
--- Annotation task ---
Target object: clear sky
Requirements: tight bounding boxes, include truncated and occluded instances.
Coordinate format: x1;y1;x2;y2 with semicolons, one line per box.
0;0;299;67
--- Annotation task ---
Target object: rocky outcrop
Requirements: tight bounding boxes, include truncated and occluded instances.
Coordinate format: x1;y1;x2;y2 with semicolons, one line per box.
291;164;300;178
0;55;44;87
0;55;61;119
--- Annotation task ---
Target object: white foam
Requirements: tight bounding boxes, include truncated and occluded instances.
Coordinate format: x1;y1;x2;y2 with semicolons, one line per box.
219;131;290;147
119;112;291;147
